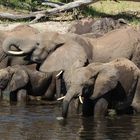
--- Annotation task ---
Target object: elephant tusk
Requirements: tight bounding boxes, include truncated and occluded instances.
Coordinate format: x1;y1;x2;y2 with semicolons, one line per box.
8;50;24;55
56;70;63;78
57;96;65;101
79;96;83;104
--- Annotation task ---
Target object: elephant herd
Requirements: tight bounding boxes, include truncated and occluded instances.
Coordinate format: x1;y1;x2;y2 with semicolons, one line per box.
0;23;140;119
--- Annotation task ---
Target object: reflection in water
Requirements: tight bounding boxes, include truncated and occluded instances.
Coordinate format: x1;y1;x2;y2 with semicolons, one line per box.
0;101;140;140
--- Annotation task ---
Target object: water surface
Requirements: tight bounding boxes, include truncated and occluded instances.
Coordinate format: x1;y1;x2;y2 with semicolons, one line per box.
0;101;140;140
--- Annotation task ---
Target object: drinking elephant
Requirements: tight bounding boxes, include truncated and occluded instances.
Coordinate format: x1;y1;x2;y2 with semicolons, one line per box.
3;26;140;100
60;58;140;118
0;65;60;102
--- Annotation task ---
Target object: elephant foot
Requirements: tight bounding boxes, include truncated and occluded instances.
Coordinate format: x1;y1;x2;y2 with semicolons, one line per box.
94;98;108;118
17;89;27;102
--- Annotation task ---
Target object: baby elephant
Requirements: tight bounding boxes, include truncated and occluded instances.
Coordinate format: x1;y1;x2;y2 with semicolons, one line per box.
0;65;59;102
62;58;140;118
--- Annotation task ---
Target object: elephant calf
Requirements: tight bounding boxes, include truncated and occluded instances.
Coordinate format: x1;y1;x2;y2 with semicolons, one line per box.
61;58;140;118
0;65;59;102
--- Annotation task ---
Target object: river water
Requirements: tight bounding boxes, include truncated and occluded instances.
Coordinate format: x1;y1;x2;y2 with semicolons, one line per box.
0;101;140;140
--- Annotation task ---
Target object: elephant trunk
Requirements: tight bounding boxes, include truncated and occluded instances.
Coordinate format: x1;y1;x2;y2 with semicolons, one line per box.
2;36;37;56
62;100;70;118
62;88;78;118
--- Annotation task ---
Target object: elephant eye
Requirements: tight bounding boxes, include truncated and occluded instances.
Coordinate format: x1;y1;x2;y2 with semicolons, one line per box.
36;42;40;46
10;45;20;51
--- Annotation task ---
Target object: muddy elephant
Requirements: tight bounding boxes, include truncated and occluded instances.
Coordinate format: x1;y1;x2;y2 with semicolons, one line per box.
0;24;39;69
0;65;60;102
60;58;140;118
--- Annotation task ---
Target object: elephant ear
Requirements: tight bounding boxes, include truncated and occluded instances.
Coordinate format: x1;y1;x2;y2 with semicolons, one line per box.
40;31;65;52
8;68;29;92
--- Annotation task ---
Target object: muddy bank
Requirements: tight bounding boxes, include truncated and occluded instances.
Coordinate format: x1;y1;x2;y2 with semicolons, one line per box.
0;21;71;33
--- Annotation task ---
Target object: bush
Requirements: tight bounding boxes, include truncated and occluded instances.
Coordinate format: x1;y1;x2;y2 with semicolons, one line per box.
0;0;40;11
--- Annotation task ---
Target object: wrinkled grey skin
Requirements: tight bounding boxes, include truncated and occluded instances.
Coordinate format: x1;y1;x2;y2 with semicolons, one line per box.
0;25;39;69
0;65;58;102
61;58;140;118
3;27;140;101
3;26;140;72
3;31;90;72
3;31;90;99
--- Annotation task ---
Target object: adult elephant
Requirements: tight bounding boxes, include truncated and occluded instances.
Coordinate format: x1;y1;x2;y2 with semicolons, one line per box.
0;25;40;101
0;24;39;69
3;26;140;71
2;26;140;100
2;31;90;100
61;58;140;118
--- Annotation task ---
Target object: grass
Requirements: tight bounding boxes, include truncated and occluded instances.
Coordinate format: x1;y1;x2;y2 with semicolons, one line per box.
0;0;40;12
0;0;140;24
83;1;140;25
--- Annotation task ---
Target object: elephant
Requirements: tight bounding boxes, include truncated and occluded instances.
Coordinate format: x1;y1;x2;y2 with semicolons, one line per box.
68;17;127;37
60;58;140;118
2;26;140;100
3;26;140;72
0;24;39;69
0;65;60;102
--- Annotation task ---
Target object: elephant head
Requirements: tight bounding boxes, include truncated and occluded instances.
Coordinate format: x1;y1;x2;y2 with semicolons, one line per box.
62;81;96;118
61;62;102;118
0;66;29;92
2;31;66;64
62;73;96;118
2;35;39;56
62;86;83;118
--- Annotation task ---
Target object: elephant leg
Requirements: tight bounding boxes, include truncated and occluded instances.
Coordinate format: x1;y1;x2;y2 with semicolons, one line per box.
116;76;138;111
17;89;27;102
10;90;27;102
2;91;10;101
75;98;82;114
94;98;108;118
42;74;56;100
56;78;61;99
90;72;118;100
0;89;3;100
131;76;140;113
82;98;94;117
82;97;108;117
10;92;17;102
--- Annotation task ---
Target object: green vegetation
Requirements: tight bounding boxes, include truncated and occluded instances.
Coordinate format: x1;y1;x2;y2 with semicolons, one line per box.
0;0;41;11
0;0;139;24
83;1;140;24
